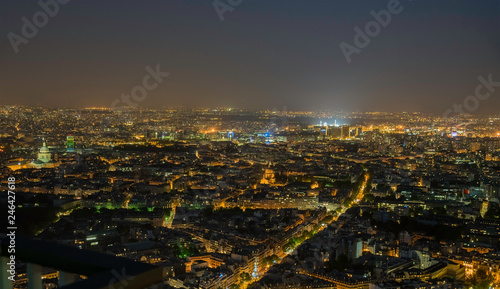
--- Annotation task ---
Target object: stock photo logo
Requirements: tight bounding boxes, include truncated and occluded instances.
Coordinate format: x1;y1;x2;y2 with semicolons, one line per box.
443;74;500;119
107;268;132;289
111;64;170;111
7;0;70;54
340;0;411;64
213;0;243;22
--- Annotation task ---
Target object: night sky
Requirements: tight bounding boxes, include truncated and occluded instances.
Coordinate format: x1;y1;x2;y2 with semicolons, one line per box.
0;0;499;113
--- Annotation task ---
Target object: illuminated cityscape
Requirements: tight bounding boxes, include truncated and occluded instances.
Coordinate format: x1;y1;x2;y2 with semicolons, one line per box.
0;107;499;289
0;0;499;289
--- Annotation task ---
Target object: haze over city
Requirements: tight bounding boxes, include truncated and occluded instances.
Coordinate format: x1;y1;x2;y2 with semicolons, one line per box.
1;0;499;112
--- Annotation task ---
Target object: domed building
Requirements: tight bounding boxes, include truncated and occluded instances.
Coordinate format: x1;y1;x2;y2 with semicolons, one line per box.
38;140;51;162
30;139;59;169
260;162;276;185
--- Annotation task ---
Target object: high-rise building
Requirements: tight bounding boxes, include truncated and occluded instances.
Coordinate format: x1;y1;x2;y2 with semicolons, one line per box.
67;136;75;153
356;127;363;136
330;127;341;139
341;125;350;139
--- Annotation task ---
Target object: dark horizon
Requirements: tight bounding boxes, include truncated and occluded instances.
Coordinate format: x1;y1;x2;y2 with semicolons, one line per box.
1;0;499;113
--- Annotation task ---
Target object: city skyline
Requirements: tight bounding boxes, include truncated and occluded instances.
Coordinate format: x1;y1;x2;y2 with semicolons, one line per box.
1;106;500;289
1;1;500;289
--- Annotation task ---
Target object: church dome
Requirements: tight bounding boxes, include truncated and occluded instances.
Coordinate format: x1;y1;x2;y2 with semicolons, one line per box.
40;141;49;153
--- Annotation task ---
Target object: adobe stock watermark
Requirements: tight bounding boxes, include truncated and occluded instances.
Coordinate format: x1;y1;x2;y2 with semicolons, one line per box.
213;0;243;22
110;64;169;111
340;0;410;64
443;73;499;119
108;268;131;289
7;0;70;54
